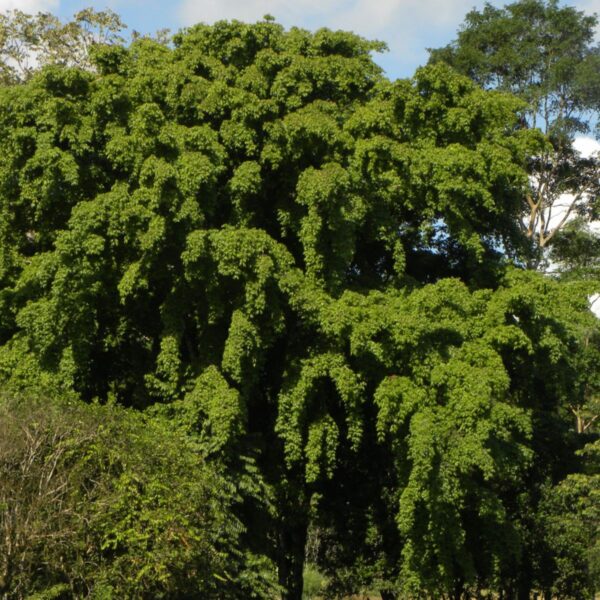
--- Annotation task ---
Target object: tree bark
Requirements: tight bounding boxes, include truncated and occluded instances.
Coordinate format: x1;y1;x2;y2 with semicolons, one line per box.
277;513;308;600
454;578;464;600
516;556;533;600
517;578;531;600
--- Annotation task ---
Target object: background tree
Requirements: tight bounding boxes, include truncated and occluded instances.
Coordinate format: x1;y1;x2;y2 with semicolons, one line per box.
430;4;600;597
0;9;127;84
543;438;600;598
549;219;600;435
429;0;600;267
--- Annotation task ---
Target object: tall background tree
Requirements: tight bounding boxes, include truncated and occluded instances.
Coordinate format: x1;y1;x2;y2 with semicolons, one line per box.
429;0;600;268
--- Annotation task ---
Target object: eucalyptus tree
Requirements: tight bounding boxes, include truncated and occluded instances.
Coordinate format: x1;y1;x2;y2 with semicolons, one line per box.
0;8;128;84
429;0;600;266
0;15;594;599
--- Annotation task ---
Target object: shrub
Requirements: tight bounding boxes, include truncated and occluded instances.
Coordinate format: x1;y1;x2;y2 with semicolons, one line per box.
0;394;263;598
302;564;327;599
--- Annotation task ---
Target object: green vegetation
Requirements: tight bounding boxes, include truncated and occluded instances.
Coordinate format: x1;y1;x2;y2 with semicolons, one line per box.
302;565;327;599
549;439;600;597
0;394;271;599
0;2;597;599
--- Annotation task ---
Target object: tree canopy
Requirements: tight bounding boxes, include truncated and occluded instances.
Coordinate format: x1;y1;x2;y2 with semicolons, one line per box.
0;10;597;600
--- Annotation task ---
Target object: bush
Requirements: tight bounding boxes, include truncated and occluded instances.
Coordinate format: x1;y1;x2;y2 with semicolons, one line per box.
0;394;262;599
302;564;327;599
543;440;600;600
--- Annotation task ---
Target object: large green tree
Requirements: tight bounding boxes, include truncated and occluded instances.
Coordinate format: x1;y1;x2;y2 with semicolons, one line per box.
0;13;595;599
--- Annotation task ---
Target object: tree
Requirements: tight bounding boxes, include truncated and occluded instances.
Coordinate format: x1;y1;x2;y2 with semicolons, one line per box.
308;270;594;599
0;14;595;599
429;0;600;267
0;8;127;84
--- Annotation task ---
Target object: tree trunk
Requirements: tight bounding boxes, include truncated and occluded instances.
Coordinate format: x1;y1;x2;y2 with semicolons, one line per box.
517;562;532;600
380;591;398;600
454;578;464;600
576;411;584;434
278;514;308;600
517;579;531;600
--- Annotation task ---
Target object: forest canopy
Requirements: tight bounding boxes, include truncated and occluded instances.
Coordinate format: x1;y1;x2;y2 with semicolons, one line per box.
0;4;598;600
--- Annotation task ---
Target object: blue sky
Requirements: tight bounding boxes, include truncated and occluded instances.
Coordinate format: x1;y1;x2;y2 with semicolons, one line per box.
3;0;599;80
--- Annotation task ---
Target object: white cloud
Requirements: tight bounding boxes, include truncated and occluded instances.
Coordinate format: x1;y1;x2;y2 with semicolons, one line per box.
334;0;476;37
590;293;600;318
333;0;483;72
176;0;600;78
177;0;477;31
578;0;600;17
574;136;600;159
574;137;600;239
0;0;59;13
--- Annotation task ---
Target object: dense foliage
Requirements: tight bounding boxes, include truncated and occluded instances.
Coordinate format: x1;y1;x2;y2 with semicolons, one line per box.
0;7;597;600
0;394;265;599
